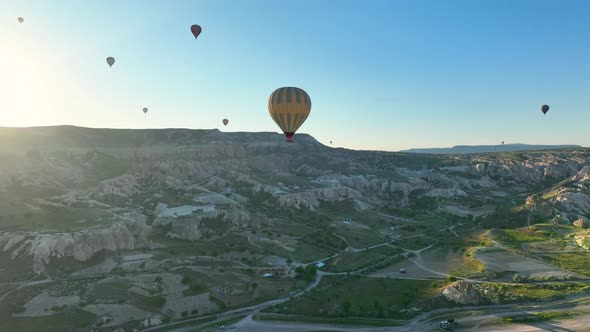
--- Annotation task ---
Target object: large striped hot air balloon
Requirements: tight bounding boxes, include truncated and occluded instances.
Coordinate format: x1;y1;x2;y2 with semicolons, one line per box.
268;87;311;142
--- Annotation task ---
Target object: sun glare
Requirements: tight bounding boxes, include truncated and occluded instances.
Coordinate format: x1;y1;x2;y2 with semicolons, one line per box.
0;32;68;127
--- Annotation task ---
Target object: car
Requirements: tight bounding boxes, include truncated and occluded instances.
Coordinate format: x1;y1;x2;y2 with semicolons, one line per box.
440;319;455;331
399;268;407;273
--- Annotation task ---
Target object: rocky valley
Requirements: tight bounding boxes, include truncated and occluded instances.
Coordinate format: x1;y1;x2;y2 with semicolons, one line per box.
1;126;590;331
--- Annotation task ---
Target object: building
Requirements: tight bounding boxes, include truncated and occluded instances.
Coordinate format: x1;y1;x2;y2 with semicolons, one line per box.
315;262;325;268
263;273;273;278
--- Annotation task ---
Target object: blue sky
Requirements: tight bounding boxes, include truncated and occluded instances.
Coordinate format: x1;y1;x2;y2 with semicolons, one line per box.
2;0;590;151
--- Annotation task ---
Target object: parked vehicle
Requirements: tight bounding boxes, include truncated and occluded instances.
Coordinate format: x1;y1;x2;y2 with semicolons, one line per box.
440;319;455;331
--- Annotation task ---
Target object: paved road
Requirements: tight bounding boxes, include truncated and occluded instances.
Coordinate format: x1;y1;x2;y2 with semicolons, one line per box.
226;297;590;332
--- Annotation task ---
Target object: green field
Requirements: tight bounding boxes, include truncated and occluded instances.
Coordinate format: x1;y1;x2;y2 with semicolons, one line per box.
538;253;590;276
395;235;436;250
334;227;384;249
484;282;590;302
264;276;446;319
0;309;96;332
324;246;401;273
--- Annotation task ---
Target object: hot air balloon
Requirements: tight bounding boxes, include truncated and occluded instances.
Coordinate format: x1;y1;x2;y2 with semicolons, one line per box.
502;141;505;145
268;87;311;142
106;57;115;67
541;104;550;115
190;25;202;39
143;107;148;114
18;17;24;24
330;141;333;144
223;119;229;126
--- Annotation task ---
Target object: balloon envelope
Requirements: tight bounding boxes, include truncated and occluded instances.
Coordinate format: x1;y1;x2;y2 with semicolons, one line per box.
541;104;550;114
268;87;312;142
223;119;229;126
191;25;202;39
106;57;115;67
18;17;24;23
143;107;148;114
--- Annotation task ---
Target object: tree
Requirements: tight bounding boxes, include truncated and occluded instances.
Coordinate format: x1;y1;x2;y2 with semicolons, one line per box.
343;300;351;315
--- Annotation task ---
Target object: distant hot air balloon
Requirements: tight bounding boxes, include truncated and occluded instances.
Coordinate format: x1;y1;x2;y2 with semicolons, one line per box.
330;141;333;144
17;17;24;24
143;107;148;114
502;141;505;145
190;25;202;39
541;104;550;115
223;119;229;126
106;57;115;67
268;87;311;142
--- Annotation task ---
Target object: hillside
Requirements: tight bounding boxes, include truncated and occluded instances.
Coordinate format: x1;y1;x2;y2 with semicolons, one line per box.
1;126;590;331
401;143;581;154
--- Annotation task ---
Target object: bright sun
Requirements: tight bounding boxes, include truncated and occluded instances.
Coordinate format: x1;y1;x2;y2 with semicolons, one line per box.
0;31;67;127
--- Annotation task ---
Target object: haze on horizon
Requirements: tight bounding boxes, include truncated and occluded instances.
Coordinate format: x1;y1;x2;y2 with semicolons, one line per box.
2;0;590;151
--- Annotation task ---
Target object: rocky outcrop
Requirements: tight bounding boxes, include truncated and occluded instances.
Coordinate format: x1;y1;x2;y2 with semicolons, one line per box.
575;234;590;250
573;166;590;188
93;174;143;198
476;158;583;185
153;203;217;227
167;219;201;241
120;213;152;246
424;188;467;198
0;218;152;274
442;281;480;304
554;191;590;216
72;223;136;261
277;187;365;211
573;216;590;229
222;210;252;228
525;195;554;218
